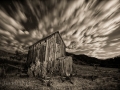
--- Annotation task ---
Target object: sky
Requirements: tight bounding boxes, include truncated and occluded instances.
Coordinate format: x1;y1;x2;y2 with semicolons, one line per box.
0;0;120;59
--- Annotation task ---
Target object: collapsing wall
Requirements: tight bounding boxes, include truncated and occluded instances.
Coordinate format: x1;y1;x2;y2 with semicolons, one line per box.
27;56;73;78
27;32;67;78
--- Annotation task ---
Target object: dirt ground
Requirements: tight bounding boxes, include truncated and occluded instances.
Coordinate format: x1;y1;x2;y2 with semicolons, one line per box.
0;64;120;90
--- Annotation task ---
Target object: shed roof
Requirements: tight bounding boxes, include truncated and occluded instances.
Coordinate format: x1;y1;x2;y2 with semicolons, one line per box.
29;31;66;49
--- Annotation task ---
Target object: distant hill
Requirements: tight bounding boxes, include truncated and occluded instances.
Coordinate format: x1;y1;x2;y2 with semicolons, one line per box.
0;50;120;68
0;50;15;57
66;52;120;68
0;50;28;70
0;50;27;64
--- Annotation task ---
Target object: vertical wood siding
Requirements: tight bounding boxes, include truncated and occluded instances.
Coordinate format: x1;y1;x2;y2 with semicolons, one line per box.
27;32;66;77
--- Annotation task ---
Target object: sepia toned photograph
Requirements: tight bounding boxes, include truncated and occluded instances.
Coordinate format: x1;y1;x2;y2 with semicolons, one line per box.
0;0;120;90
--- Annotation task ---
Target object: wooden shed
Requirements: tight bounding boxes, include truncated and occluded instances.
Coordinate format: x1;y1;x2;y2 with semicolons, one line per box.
27;31;66;77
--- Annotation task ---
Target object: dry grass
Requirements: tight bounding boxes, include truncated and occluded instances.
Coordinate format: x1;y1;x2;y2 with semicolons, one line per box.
0;64;120;90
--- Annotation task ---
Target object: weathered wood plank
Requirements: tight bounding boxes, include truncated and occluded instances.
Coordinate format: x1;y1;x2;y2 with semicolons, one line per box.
57;56;73;76
27;32;66;78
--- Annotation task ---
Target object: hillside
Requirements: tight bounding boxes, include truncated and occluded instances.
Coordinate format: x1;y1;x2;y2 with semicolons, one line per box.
0;50;27;66
66;52;120;68
0;50;15;57
0;50;120;68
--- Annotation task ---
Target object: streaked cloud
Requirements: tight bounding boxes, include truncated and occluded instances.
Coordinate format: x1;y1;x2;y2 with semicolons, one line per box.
0;0;120;59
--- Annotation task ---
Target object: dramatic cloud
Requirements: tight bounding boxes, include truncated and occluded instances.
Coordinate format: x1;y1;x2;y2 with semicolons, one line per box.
0;0;120;59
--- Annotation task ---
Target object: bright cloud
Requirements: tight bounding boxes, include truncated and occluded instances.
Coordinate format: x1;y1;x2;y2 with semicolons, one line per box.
0;0;120;59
